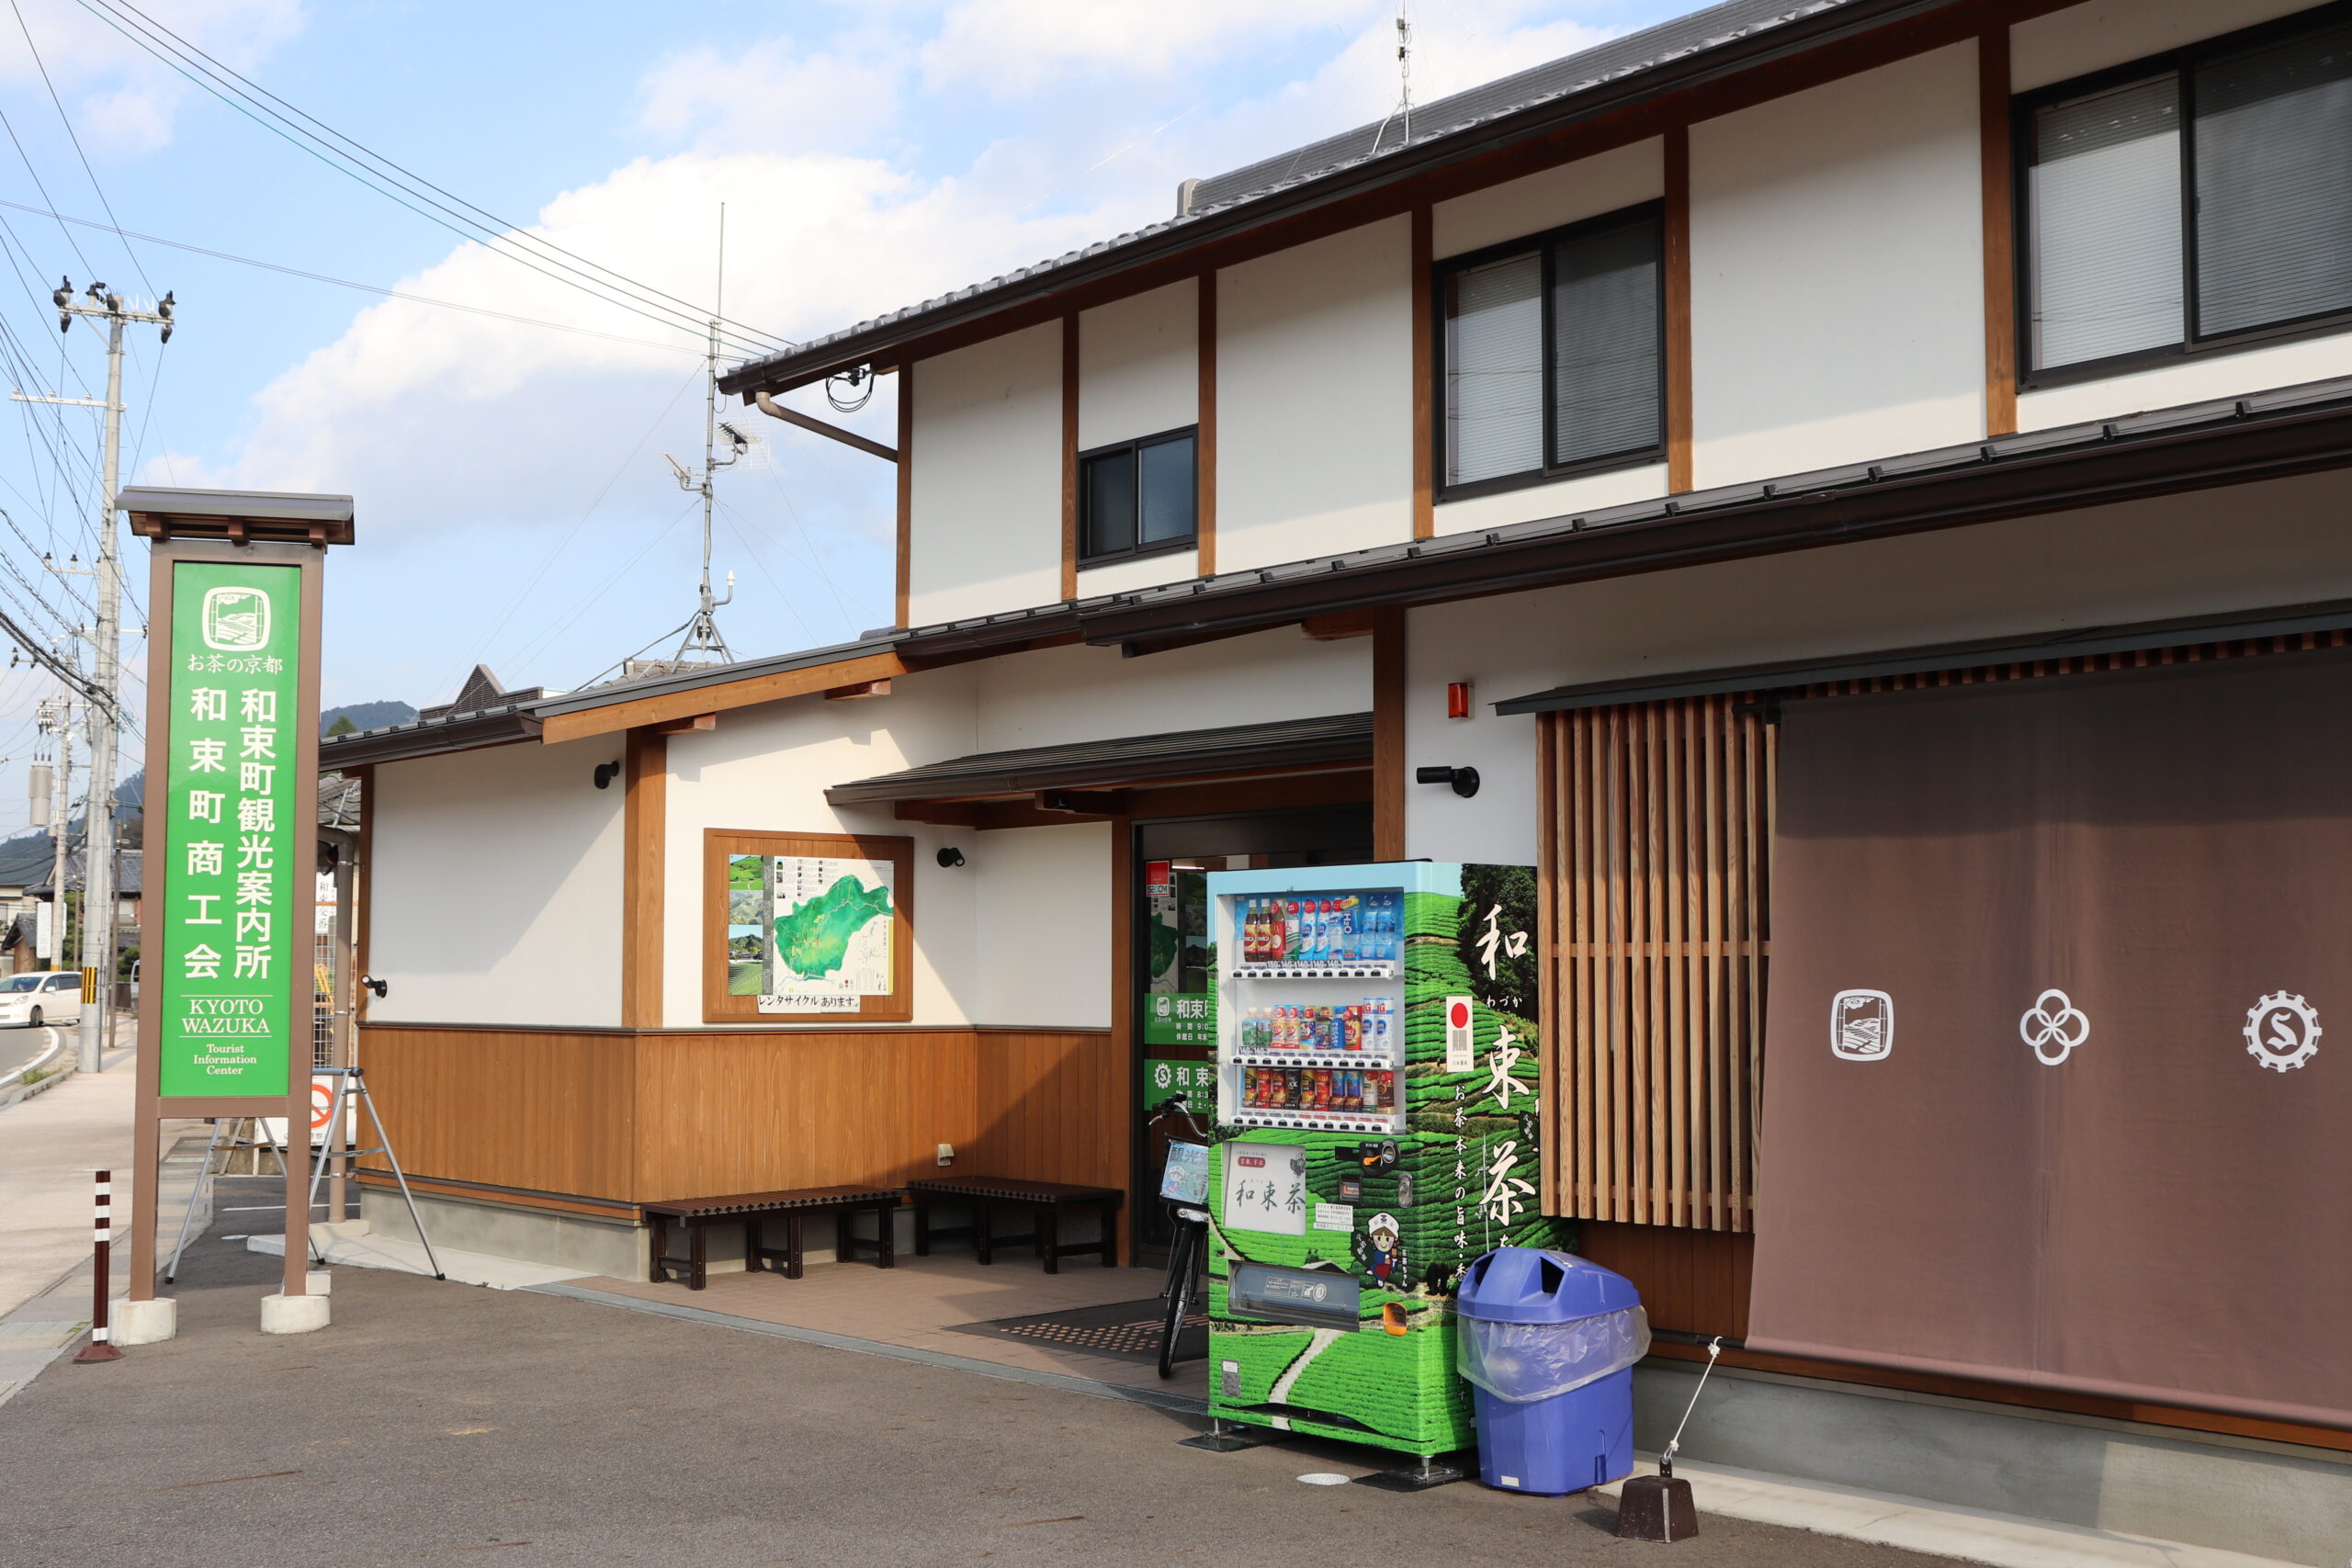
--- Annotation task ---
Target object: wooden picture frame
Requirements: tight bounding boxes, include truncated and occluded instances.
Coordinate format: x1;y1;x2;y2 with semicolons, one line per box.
703;829;915;1024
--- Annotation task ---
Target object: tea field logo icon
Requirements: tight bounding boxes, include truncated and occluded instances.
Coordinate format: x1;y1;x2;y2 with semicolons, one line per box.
200;585;269;652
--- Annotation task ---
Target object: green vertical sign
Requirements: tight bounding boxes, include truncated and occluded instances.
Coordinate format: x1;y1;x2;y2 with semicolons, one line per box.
156;562;301;1099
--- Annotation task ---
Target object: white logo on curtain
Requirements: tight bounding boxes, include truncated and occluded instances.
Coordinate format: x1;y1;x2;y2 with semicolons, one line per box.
1830;989;1892;1061
2019;989;2090;1066
2243;992;2320;1073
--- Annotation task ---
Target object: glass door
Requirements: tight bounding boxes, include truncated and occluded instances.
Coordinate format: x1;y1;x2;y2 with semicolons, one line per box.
1131;808;1372;1264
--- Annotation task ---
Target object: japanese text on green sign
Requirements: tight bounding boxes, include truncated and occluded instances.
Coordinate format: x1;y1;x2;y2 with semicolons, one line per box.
156;562;300;1098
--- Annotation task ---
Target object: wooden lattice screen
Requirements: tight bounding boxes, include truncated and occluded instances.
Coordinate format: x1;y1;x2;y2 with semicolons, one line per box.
1537;695;1774;1233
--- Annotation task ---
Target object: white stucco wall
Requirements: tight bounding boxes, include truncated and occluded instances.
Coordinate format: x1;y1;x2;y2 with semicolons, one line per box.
1078;280;1196;449
1689;42;1984;487
972;626;1373;752
1432;137;1664;261
973;824;1113;1029
368;739;625;1028
1216;217;1414;572
1404;468;2352;866
659;664;982;1028
1074;547;1200;596
908;321;1062;626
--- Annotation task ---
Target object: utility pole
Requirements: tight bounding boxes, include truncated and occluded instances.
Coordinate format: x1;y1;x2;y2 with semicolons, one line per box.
36;699;70;969
662;207;737;667
17;278;175;1072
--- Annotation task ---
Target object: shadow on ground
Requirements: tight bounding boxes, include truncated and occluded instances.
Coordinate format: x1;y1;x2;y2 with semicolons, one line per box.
0;1193;1970;1568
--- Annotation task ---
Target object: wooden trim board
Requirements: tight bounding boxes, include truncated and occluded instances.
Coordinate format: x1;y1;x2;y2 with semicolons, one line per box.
896;363;913;629
622;728;667;1029
701;829;915;1023
1410;206;1435;540
1979;26;2018;437
1061;311;1080;602
1196;272;1218;575
1664;126;1694;493
1373;607;1408;860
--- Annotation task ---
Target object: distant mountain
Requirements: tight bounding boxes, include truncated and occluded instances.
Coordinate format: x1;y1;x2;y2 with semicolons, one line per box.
322;700;417;736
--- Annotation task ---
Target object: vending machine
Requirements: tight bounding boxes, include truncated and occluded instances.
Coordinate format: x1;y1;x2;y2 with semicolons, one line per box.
1202;861;1566;1466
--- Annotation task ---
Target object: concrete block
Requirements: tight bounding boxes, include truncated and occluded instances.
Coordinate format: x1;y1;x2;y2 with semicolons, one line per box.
306;1270;333;1296
260;1292;330;1335
1633;1362;2352;1567
112;1298;176;1347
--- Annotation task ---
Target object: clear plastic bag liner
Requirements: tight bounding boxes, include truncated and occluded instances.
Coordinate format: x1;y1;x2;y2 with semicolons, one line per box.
1457;1304;1650;1403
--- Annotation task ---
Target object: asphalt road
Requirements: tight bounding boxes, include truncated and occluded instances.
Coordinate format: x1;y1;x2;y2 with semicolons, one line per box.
0;1024;58;1081
0;1201;1975;1568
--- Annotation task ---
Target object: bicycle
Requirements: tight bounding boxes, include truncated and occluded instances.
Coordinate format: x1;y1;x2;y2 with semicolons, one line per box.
1148;1094;1214;1381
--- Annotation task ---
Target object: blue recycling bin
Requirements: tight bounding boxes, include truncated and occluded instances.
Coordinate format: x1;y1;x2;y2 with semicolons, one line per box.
1454;1247;1647;1495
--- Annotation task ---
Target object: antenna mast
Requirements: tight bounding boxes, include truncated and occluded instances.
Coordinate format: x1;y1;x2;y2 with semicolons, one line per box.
665;205;737;666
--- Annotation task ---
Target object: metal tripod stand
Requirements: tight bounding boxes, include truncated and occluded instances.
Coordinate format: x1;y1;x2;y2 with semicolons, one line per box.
306;1066;445;1280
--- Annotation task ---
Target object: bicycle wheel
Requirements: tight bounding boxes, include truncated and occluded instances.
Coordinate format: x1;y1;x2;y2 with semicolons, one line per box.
1159;1222;1199;1381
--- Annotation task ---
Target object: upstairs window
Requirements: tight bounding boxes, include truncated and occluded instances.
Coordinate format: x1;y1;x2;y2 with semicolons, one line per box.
1440;203;1664;495
1080;427;1196;564
2022;6;2352;380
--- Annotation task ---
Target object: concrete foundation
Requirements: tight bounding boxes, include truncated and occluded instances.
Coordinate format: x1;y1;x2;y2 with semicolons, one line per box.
362;1190;941;1282
260;1292;330;1335
1635;1360;2352;1568
111;1298;176;1346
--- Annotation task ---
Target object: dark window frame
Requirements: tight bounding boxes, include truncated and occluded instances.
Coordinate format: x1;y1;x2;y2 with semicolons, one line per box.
1077;424;1199;566
2015;0;2352;390
1432;200;1668;504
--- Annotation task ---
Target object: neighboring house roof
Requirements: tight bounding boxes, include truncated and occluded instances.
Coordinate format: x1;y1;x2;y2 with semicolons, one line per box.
720;0;1935;395
319;369;2352;767
824;712;1374;806
0;833;55;888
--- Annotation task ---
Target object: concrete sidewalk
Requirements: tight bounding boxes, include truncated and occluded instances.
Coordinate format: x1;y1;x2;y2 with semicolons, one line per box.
0;1030;170;1319
0;1211;1979;1568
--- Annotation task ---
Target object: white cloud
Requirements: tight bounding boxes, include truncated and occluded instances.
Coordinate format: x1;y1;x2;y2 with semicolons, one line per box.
919;0;1370;95
638;28;907;153
5;0;307;158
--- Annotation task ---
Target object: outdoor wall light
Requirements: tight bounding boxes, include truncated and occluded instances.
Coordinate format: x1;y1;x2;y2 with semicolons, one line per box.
360;975;388;999
593;761;620;790
936;846;966;868
1416;765;1480;798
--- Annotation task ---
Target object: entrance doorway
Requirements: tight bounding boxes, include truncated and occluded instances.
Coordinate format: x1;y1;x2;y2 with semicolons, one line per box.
1130;807;1374;1264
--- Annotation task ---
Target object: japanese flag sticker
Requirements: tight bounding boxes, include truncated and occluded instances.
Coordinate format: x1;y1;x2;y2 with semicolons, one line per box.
1445;996;1476;1073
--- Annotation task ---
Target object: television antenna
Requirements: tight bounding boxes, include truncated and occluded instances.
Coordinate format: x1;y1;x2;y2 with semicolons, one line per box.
657;206;740;666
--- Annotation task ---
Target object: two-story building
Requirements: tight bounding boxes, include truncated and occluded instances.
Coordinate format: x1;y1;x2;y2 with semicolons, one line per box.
325;0;2352;1556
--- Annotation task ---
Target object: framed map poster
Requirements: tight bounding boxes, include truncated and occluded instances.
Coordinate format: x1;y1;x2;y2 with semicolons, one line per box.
703;830;914;1022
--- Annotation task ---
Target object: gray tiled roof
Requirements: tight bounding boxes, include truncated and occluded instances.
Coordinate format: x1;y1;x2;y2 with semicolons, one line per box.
724;0;1872;391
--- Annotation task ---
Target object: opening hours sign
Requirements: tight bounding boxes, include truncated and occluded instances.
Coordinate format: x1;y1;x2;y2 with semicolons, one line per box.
155;561;301;1098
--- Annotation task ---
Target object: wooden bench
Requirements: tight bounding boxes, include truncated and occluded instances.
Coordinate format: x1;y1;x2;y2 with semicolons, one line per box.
905;1177;1123;1273
643;1186;901;1289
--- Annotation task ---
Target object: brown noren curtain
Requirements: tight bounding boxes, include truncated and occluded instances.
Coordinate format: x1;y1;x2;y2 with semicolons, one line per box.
1749;650;2352;1427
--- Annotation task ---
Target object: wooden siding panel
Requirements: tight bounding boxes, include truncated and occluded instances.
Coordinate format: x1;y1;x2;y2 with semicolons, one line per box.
1578;1220;1754;1338
359;1023;1119;1206
968;1031;1126;1190
356;1026;639;1201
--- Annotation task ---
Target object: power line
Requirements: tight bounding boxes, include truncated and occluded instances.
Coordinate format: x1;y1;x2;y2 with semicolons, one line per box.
74;0;790;357
0;195;708;355
6;0;153;295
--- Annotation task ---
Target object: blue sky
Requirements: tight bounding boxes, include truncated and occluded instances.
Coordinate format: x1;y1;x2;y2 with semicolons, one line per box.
0;0;1707;833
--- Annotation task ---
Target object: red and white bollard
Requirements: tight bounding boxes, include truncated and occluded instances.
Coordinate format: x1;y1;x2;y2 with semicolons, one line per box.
73;1168;122;1364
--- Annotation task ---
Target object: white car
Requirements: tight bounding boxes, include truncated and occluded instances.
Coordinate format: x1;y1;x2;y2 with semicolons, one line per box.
0;971;84;1028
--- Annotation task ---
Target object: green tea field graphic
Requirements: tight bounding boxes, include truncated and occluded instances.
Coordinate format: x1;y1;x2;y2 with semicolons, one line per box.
1207;870;1571;1458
